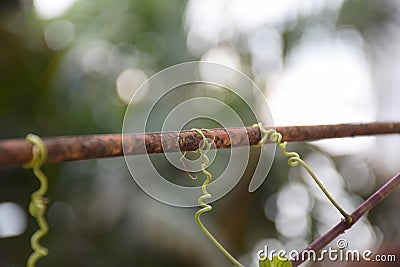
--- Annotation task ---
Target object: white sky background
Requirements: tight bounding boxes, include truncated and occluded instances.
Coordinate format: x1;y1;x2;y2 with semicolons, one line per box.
370;4;400;177
185;0;400;176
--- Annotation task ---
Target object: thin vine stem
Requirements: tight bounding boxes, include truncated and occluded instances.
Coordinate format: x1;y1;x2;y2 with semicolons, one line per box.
254;123;352;224
190;129;244;267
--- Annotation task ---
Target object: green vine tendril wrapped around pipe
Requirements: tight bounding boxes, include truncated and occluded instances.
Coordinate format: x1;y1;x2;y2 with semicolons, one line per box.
253;123;352;224
24;134;50;267
186;128;245;267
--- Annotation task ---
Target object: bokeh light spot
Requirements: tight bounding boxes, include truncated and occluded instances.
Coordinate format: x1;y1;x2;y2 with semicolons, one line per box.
116;68;148;103
276;182;312;218
44;20;75;50
200;46;241;86
82;41;112;77
0;202;27;238
34;0;76;19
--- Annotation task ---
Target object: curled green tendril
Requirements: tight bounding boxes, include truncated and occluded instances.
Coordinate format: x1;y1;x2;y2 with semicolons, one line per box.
24;134;49;267
188;129;244;267
253;123;352;224
180;151;198;180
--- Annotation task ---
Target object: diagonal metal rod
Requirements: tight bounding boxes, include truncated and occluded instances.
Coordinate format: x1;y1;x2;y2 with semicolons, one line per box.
291;170;400;266
0;122;399;168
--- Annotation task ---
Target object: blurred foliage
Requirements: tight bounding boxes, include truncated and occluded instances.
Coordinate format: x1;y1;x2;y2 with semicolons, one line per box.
1;1;400;267
0;0;190;138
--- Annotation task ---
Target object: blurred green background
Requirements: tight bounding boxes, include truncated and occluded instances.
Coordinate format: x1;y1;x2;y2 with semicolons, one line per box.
1;0;400;266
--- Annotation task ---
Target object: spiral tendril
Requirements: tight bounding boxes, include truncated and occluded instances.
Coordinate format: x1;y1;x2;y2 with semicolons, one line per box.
186;129;244;267
180;151;198;180
253;123;352;224
24;134;50;267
